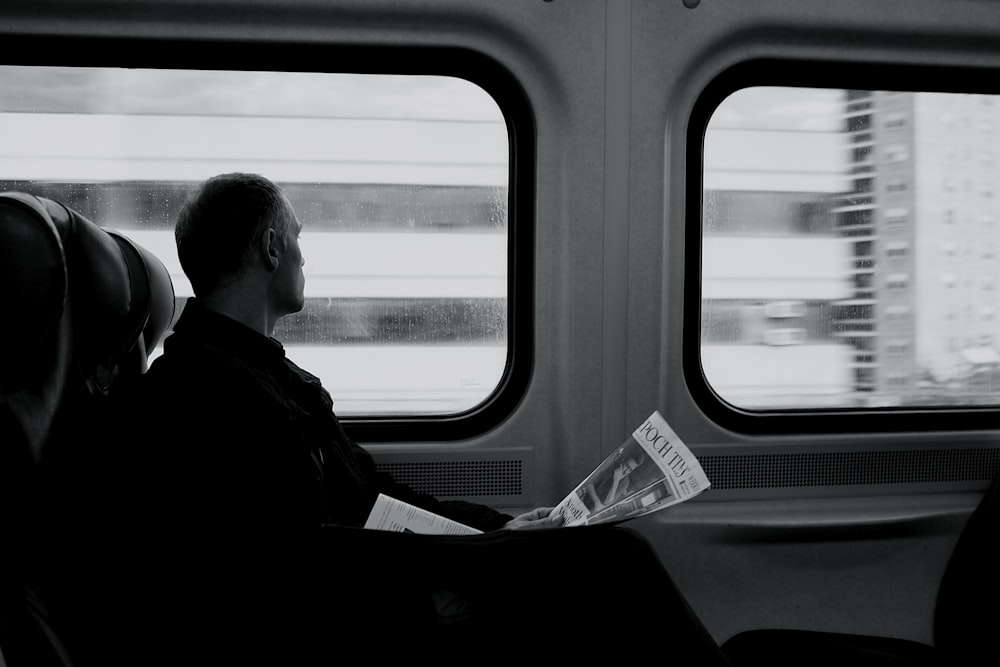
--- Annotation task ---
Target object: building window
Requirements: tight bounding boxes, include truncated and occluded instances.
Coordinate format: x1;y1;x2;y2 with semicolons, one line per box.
887;176;908;192
764;301;805;319
763;328;807;346
886;371;909;386
885;241;909;258
885;144;909;163
886;339;910;355
884;112;906;129
887;273;910;289
886;304;911;321
885;207;909;225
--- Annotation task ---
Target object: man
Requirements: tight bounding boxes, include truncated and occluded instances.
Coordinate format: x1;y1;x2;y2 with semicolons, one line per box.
147;171;558;532
85;173;560;663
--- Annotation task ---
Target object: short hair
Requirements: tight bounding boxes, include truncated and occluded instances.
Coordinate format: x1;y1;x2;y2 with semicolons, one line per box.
175;173;292;296
626;451;646;467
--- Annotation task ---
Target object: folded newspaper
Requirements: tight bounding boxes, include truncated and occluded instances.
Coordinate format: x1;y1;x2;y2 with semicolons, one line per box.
364;410;710;533
364;493;483;535
550;410;710;526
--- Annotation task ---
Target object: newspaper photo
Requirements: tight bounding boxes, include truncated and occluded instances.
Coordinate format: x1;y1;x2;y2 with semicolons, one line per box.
551;411;710;526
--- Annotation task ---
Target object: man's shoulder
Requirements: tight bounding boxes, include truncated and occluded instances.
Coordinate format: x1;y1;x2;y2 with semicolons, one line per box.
143;336;295;415
147;338;225;377
144;337;257;395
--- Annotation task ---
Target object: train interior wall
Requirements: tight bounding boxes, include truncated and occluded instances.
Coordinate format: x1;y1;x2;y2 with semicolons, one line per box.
5;0;1000;649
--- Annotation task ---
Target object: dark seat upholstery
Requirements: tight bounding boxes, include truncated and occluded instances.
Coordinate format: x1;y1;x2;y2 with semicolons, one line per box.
308;522;733;663
933;470;1000;663
721;471;1000;667
0;192;174;666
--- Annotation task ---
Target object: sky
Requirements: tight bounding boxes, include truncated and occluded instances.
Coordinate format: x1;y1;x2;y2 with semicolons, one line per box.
0;66;503;121
708;86;845;132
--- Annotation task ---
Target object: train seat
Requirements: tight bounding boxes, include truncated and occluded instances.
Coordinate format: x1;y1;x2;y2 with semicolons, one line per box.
0;192;174;666
313;522;735;663
721;470;1000;666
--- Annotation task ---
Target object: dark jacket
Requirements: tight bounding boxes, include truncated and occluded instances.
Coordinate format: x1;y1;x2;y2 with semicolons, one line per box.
78;299;512;664
138;298;512;533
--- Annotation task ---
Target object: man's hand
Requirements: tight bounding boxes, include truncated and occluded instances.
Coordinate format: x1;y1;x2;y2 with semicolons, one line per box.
502;506;565;530
613;464;628;484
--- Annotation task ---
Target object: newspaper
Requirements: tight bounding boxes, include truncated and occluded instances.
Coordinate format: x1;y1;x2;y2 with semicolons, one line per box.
550;411;710;526
364;492;482;535
364;410;709;533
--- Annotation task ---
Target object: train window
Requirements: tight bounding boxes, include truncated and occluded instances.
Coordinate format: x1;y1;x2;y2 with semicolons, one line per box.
0;64;517;422
700;84;1000;414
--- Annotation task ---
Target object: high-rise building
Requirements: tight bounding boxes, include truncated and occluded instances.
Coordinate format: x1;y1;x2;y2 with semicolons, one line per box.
845;90;1000;406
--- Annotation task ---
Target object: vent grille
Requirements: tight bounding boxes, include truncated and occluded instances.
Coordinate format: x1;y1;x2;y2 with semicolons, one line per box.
375;459;523;498
701;448;1000;490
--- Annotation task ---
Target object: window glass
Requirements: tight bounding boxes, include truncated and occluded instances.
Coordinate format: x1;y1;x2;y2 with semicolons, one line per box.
0;66;510;416
702;87;1000;409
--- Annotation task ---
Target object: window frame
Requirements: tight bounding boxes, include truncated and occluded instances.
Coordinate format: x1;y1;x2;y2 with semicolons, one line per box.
4;35;536;443
685;58;1000;435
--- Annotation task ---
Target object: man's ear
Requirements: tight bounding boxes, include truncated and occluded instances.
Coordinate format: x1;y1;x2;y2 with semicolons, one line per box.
263;227;282;271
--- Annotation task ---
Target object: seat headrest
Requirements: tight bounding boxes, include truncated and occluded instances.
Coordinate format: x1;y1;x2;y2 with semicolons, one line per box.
0;192;175;397
0;194;67;391
106;230;176;373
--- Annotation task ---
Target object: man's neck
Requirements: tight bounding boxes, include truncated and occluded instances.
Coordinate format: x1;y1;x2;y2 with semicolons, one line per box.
200;292;280;338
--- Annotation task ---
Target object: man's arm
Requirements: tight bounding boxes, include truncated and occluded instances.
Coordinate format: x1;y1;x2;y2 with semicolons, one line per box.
502;506;564;530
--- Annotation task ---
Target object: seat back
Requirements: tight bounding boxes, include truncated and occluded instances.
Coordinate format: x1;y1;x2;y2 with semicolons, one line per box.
310;523;732;663
720;470;1000;666
0;192;174;666
934;469;1000;662
1;193;74;667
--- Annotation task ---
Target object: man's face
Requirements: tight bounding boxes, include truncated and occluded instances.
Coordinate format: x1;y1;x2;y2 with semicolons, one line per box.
272;198;306;317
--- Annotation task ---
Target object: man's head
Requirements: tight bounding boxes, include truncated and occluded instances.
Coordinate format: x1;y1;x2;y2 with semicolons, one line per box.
620;451;645;476
175;173;305;319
